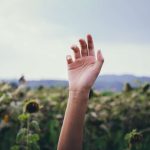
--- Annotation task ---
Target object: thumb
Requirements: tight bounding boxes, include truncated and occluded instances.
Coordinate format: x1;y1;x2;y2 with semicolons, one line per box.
94;50;104;73
97;49;104;64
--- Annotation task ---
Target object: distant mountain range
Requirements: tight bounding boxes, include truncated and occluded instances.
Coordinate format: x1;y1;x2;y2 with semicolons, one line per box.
94;74;150;91
1;75;150;92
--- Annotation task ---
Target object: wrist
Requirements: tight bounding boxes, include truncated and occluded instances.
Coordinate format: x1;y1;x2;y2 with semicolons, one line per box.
68;90;90;103
69;86;90;94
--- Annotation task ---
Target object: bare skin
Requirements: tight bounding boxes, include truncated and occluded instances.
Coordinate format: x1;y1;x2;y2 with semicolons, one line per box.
57;34;104;150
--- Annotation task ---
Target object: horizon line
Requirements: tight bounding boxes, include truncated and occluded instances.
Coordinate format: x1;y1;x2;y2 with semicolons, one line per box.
0;73;150;81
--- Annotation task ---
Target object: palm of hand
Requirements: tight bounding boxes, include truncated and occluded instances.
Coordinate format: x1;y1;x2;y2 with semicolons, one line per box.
68;56;98;91
66;35;104;92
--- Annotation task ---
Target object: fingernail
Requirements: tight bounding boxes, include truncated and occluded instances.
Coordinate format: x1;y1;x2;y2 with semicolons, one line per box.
87;34;92;38
79;39;83;42
66;55;71;59
71;45;76;49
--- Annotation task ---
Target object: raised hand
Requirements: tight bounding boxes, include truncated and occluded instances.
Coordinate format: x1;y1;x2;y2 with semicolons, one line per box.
58;34;104;150
66;34;104;92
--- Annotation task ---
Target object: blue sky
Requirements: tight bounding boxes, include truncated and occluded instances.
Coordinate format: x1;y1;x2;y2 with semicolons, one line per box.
0;0;150;79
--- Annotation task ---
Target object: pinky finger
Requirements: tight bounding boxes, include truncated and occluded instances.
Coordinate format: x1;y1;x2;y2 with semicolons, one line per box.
66;55;73;64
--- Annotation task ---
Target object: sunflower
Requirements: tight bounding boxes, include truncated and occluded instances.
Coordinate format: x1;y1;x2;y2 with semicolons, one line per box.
24;100;40;113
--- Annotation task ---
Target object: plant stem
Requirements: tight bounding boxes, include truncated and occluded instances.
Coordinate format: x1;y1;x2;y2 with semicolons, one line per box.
27;116;30;150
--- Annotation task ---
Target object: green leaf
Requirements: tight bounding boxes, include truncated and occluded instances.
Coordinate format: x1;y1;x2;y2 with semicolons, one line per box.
18;113;30;121
28;134;40;144
30;120;40;132
16;128;28;143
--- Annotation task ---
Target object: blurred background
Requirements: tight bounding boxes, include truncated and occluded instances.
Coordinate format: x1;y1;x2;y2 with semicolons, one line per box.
0;0;150;150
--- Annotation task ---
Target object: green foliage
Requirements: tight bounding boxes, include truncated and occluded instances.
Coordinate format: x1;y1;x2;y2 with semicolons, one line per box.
28;134;40;143
125;129;143;150
10;145;19;150
18;113;30;121
125;129;142;144
30;120;40;132
0;82;150;150
16;128;28;143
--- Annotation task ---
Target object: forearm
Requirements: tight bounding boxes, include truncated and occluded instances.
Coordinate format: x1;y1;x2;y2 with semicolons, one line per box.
57;90;89;150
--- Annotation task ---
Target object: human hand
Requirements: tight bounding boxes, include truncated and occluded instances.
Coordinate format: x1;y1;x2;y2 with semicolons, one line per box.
58;35;103;150
66;34;104;93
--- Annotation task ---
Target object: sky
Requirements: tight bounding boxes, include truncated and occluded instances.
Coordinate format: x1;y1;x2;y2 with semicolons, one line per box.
0;0;150;80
